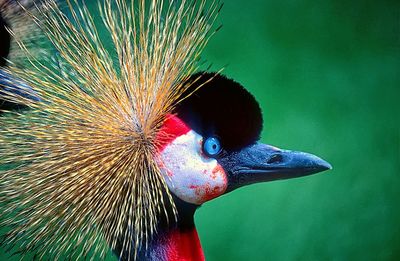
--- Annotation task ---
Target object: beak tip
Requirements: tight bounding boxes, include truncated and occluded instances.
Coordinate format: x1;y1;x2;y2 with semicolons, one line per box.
316;158;332;172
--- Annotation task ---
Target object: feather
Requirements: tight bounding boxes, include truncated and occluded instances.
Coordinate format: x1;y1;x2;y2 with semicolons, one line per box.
0;0;219;259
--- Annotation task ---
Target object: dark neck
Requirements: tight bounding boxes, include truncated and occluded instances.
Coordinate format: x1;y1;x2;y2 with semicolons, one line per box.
116;197;204;261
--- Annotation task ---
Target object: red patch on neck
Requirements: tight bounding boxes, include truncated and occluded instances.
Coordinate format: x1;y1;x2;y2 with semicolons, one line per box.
156;114;191;152
164;227;205;261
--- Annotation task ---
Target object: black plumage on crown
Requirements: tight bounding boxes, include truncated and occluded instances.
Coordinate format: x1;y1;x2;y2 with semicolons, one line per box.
176;72;263;151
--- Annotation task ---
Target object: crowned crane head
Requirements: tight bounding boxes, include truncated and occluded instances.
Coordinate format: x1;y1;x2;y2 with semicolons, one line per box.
114;72;332;260
157;72;331;206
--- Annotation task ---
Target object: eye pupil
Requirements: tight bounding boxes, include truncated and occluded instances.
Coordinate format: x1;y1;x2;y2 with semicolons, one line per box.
203;137;222;157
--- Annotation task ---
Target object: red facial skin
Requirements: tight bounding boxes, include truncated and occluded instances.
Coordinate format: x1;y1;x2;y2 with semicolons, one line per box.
157;114;228;204
155;114;229;261
156;114;191;153
190;164;228;203
155;115;205;261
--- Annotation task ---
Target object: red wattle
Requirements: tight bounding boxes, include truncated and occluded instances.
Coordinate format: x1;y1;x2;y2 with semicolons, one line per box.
164;227;205;261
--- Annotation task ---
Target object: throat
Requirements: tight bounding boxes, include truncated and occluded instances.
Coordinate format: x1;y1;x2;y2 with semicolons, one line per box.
147;199;204;261
115;197;204;261
151;226;204;261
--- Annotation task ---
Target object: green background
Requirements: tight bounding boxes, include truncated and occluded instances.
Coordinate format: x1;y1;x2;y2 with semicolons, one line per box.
1;0;399;260
197;0;399;260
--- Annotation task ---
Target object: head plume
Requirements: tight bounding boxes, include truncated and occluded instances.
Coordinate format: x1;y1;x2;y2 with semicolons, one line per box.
0;0;220;259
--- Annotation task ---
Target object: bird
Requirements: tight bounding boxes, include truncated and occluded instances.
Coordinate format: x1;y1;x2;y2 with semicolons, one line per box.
113;72;332;260
0;1;331;260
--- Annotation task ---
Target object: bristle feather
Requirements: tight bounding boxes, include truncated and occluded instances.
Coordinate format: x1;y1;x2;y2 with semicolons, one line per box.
0;0;219;259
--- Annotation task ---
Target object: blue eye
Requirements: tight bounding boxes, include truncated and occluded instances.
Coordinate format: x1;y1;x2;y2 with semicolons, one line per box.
203;137;222;157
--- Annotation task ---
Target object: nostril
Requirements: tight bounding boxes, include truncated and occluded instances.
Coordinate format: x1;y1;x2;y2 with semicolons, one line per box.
267;154;283;164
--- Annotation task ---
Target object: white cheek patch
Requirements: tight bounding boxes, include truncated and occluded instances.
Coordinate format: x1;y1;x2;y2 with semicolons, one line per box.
159;130;228;205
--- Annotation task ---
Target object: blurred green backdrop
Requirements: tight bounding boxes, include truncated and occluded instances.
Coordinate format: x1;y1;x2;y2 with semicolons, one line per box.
1;0;399;260
196;0;399;260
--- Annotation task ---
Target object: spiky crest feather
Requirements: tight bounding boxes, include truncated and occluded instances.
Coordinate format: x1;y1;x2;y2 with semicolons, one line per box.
0;0;219;259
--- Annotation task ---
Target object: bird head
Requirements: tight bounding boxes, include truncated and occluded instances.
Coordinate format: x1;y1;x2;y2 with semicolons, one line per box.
157;72;331;206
